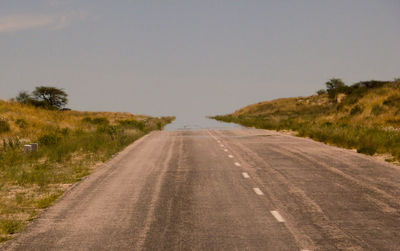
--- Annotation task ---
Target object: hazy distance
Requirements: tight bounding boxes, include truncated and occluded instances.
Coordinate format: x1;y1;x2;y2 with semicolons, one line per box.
1;1;399;125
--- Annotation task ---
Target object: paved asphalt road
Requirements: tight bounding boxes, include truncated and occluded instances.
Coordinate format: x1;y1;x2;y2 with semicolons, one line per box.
2;129;400;250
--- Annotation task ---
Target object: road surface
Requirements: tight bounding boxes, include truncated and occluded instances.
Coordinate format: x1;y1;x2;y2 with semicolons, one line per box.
2;129;400;250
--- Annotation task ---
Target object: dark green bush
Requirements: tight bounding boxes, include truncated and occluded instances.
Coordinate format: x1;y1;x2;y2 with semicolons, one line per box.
91;118;109;125
325;78;347;99
81;117;92;123
386;119;400;126
357;146;377;155
117;119;145;131
0;120;10;133
60;128;70;136
371;105;384;116
81;117;109;125
38;133;63;146
0;220;23;234
383;95;400;107
15;119;28;129
350;105;363;115
96;125;119;139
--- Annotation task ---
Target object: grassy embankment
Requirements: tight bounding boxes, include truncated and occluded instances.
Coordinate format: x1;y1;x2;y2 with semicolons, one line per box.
0;100;174;242
212;79;400;161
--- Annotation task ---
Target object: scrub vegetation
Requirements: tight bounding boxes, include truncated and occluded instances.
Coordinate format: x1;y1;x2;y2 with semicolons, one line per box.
0;99;174;242
212;79;400;162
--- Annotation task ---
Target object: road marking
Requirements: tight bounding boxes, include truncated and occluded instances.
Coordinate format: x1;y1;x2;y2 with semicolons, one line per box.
242;172;250;178
270;211;285;222
253;188;264;195
207;130;218;140
228;154;234;158
234;162;241;167
224;149;228;152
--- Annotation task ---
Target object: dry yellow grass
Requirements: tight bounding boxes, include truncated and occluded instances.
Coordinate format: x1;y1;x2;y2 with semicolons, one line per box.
232;83;400;129
0;99;147;142
0;99;174;242
213;79;400;162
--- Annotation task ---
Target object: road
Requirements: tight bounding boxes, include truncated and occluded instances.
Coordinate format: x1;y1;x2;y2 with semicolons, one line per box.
2;128;400;250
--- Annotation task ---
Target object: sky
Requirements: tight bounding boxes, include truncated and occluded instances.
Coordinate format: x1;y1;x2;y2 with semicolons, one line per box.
1;1;399;123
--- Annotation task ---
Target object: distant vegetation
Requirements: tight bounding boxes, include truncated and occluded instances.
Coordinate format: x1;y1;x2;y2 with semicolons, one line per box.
0;97;174;242
212;78;400;161
15;86;68;110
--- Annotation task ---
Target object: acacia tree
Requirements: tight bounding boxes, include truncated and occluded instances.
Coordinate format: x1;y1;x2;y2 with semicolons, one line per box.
32;86;68;109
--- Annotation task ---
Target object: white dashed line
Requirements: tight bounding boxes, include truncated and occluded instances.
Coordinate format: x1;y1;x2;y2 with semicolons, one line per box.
207;130;218;140
234;162;241;167
270;211;285;222
253;188;264;195
242;172;250;178
228;155;234;158
224;149;228;152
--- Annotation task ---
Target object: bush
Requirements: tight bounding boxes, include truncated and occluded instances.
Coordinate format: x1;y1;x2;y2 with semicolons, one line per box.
371;105;384;116
117;119;145;131
96;125;119;139
383;95;400;107
92;118;109;125
326;78;347;99
350;105;363;115
0;120;10;133
81;117;92;123
357;146;377;155
0;220;23;234
38;133;63;146
82;117;109;125
15;118;28;129
36;193;62;209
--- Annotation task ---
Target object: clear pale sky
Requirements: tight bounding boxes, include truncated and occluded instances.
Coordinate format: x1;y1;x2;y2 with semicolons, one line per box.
1;1;399;122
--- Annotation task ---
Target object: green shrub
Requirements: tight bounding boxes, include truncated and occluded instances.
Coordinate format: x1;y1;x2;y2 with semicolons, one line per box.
0;220;23;234
371;105;384;116
38;133;63;146
91;117;109;125
60;128;70;136
15;118;28;129
0;120;10;133
117;119;145;130
81;117;92;123
36;193;62;209
350;105;363;115
386;119;400;126
81;117;109;125
383;95;400;107
357;146;377;155
96;125;119;140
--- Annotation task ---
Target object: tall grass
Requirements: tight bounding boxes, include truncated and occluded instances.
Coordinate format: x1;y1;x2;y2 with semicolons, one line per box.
0;99;174;241
213;115;400;159
212;79;400;161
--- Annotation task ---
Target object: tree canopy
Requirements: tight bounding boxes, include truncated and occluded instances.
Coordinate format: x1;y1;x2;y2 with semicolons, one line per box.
15;86;68;110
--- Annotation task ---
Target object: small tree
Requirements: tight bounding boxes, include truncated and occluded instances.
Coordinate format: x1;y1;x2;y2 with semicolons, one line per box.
32;86;68;109
15;91;32;104
325;78;346;99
